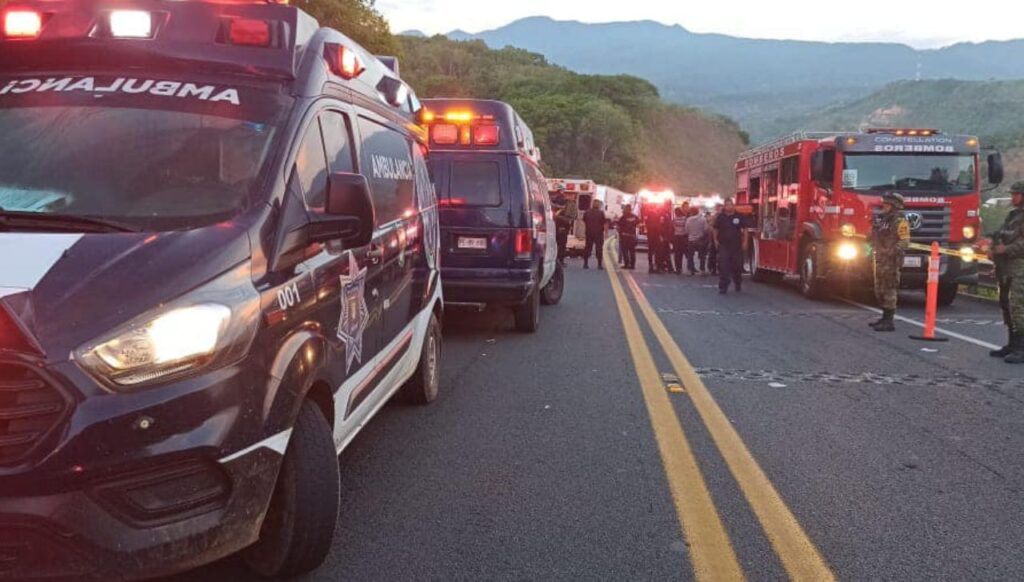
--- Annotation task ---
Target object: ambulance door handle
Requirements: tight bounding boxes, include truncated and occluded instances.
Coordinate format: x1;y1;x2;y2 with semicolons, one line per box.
366;245;383;265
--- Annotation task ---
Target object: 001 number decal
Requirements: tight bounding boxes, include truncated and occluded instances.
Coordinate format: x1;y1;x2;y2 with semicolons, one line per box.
277;282;302;311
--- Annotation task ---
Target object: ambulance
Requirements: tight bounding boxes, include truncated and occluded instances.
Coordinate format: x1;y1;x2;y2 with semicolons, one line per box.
0;1;443;578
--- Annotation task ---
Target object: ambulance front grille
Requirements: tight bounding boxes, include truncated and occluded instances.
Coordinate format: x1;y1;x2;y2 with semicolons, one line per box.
0;362;68;467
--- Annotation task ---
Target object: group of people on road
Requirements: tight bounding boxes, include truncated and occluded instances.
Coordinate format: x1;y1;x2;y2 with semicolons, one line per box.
614;198;749;295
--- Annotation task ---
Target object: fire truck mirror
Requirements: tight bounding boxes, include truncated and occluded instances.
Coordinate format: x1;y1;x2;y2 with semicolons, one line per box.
988;152;1005;185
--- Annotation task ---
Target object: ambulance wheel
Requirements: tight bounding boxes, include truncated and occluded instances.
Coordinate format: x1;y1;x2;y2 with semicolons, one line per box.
541;264;565;306
800;243;827;300
937;283;959;307
400;314;442;405
242;400;339;579
514;287;541;333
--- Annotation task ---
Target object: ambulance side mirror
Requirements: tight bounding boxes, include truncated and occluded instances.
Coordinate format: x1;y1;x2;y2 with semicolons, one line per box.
988;152;1005;185
310;173;375;248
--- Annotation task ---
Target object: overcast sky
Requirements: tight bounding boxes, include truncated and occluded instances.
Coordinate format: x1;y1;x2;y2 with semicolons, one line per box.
378;0;1020;49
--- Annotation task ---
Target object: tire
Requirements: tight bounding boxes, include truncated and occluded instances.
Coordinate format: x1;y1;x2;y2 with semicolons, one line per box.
514;286;541;333
242;401;339;579
540;263;565;306
800;243;827;300
937;282;959;307
400;314;441;405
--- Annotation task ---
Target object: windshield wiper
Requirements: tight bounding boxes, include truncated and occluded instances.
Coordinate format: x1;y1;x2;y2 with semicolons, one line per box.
0;209;141;233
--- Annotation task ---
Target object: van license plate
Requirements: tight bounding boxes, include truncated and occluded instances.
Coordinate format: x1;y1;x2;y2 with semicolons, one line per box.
458;237;488;250
903;256;923;269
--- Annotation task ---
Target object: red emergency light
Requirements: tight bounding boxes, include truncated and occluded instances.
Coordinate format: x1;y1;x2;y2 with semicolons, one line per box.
228;18;271;47
4;10;42;39
324;43;364;80
472;124;500;146
431;124;459;146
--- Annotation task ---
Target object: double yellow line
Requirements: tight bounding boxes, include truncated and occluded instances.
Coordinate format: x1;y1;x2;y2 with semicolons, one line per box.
604;240;835;582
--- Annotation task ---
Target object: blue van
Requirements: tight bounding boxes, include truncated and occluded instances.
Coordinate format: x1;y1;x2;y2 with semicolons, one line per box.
421;99;563;332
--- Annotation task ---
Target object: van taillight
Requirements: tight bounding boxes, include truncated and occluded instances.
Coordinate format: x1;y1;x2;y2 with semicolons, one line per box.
514;229;533;260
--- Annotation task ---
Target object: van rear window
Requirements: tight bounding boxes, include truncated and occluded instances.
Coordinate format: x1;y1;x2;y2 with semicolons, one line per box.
449;161;501;207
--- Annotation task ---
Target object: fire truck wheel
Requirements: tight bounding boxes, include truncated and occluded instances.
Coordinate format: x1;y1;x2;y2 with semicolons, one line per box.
800;243;827;300
937;282;959;307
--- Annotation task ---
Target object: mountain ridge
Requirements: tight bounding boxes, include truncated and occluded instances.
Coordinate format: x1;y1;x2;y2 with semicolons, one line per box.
437;17;1024;137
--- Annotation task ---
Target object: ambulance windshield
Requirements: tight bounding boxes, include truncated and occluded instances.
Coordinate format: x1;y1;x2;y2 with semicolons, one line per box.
0;104;281;230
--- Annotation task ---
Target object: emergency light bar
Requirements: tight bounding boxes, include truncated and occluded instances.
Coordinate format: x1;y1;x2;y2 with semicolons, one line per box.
422;108;500;147
866;128;941;137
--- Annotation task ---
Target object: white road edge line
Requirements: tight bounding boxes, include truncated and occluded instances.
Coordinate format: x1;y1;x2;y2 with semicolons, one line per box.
839;298;1001;351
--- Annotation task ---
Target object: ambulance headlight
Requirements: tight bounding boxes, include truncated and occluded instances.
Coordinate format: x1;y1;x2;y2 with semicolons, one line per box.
76;265;260;389
837;242;859;261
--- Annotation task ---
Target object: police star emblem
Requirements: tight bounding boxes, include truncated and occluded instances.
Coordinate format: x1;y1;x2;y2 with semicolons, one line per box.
337;252;370;373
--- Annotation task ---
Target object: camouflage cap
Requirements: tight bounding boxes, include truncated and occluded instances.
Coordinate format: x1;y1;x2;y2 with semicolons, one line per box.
1010;181;1024;194
882;192;906;208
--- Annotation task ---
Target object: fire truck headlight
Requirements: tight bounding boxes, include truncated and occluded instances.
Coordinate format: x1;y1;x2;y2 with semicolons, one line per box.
963;226;977;240
960;246;976;263
841;224;857;238
837;242;859;261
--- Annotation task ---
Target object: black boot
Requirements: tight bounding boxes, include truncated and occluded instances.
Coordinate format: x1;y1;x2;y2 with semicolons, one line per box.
868;313;886;328
873;309;896;332
1005;334;1024;364
990;329;1015;358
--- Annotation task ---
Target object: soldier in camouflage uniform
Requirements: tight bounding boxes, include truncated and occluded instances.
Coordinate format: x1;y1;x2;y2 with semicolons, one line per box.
869;192;911;332
991;182;1024;364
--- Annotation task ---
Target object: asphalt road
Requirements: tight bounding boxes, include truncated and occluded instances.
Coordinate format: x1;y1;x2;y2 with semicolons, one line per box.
174;254;1023;581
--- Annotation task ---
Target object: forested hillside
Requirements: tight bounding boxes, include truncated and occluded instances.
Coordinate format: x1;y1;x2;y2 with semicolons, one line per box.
397;35;747;194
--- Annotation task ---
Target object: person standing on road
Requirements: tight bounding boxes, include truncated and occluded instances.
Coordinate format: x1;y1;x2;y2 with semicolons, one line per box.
617;205;641;270
554;194;575;267
707;204;723;276
582;200;608;270
646;207;663;274
685;207;709;275
712;199;748;294
672;206;689;275
991;182;1024;363
869;192;911;332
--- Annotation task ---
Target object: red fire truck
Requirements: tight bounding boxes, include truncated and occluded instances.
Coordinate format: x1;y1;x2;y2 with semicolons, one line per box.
736;129;1004;305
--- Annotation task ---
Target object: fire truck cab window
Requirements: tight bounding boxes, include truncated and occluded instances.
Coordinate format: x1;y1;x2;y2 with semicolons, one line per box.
842;153;976;193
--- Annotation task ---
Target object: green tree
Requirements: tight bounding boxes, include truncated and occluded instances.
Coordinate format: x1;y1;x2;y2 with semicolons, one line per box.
298;0;400;56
